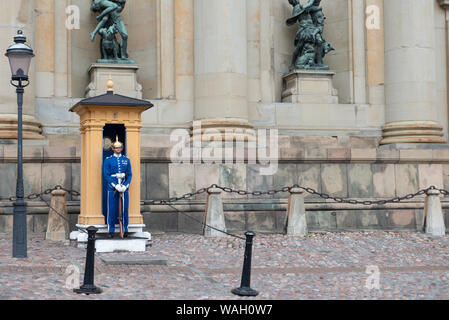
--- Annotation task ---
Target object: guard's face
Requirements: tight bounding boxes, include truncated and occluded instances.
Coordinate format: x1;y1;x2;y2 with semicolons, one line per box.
112;146;123;154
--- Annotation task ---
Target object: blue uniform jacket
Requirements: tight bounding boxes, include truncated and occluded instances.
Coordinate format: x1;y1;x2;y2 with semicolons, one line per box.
103;154;132;191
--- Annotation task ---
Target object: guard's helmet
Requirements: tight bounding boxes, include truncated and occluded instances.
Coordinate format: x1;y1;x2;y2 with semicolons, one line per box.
112;135;123;149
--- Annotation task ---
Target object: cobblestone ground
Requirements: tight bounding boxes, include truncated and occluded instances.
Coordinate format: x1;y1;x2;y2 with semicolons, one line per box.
0;231;448;300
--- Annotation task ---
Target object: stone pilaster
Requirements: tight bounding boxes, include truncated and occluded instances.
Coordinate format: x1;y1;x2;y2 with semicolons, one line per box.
193;0;254;141
175;0;194;108
54;0;69;97
366;0;385;113
439;0;449;141
0;0;44;140
381;0;446;144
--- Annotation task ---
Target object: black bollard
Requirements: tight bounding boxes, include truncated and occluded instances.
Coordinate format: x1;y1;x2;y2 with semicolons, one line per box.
231;231;259;297
74;226;102;295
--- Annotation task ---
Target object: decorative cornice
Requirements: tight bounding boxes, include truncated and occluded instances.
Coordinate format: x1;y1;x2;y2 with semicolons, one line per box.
439;0;449;9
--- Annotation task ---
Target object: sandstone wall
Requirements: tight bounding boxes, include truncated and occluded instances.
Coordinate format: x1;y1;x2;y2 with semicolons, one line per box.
1;142;449;234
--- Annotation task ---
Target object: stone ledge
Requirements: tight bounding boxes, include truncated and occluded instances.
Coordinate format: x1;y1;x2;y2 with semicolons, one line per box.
43;147;76;162
3;145;44;162
376;149;400;163
327;148;351;161
432;149;449;162
351;148;377;162
98;255;168;265
141;147;172;162
399;149;433;162
0;145;446;163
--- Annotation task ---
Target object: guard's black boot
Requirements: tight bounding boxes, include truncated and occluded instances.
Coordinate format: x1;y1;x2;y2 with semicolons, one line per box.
123;232;129;238
108;233;114;239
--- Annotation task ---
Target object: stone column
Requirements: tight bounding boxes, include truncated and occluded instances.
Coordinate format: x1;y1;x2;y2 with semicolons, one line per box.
193;0;254;141
366;0;385;108
54;0;69;97
0;0;44;139
259;0;275;103
175;0;194;110
35;0;55;98
439;0;449;139
158;0;175;99
352;0;367;104
381;0;446;145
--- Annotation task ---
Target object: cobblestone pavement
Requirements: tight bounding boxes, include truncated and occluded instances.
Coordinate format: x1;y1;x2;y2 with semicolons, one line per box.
0;231;448;300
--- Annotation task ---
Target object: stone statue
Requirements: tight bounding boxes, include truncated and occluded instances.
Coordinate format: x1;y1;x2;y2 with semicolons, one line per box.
90;0;134;64
99;25;120;61
287;0;334;71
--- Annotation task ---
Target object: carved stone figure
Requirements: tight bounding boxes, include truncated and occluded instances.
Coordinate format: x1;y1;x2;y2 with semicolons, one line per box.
90;0;134;64
287;0;334;71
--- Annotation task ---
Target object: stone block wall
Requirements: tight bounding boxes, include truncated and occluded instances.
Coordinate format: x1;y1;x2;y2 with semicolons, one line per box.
1;139;448;234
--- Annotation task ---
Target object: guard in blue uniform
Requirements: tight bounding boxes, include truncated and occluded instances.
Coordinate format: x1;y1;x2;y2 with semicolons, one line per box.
102;137;132;238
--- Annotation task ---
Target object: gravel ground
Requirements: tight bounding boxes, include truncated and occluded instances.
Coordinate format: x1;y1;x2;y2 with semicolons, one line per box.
0;231;448;300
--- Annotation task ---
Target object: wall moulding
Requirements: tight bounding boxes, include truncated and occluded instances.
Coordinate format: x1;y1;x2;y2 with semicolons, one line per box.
439;0;449;9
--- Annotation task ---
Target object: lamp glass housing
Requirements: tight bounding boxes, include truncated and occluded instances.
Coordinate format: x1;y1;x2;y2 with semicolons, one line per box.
6;51;33;79
5;31;34;80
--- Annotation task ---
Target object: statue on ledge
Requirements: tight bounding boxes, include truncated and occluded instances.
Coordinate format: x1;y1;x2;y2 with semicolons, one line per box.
287;0;334;71
90;0;134;64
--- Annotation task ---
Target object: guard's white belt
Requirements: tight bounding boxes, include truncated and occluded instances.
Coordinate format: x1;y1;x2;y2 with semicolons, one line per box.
110;173;126;178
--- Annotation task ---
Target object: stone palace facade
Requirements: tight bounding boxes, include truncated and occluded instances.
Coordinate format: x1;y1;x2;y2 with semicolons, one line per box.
1;0;449;234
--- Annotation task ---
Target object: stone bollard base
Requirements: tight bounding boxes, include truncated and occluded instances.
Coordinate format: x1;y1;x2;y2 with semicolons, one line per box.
204;188;227;237
424;189;446;237
45;190;70;241
286;187;307;236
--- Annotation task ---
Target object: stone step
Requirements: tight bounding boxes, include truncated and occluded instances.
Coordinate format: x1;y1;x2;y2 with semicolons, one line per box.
98;255;168;265
94;237;147;253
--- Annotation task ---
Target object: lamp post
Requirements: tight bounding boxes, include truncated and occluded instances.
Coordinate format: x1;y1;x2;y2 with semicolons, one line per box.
5;30;35;258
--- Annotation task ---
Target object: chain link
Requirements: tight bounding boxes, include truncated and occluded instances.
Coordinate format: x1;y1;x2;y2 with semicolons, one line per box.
2;183;449;239
2;184;449;206
146;187;209;205
37;193;87;234
162;201;245;240
295;185;439;206
145;184;449;207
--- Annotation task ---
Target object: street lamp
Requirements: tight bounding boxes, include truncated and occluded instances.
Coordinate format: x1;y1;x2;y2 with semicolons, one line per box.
5;30;34;258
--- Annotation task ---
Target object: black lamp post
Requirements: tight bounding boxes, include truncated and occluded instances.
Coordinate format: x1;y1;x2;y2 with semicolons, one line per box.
5;30;34;258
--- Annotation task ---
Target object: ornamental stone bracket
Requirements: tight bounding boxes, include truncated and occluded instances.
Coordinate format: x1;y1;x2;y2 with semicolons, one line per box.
440;0;449;21
439;0;449;9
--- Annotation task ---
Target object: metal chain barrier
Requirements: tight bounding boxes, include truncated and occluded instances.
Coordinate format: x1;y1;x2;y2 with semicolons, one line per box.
143;184;449;239
143;186;247;240
3;183;449;238
3;185;86;234
3;184;448;207
3;182;448;297
296;185;436;206
209;184;449;206
145;187;209;205
36;189;87;235
163;201;246;240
